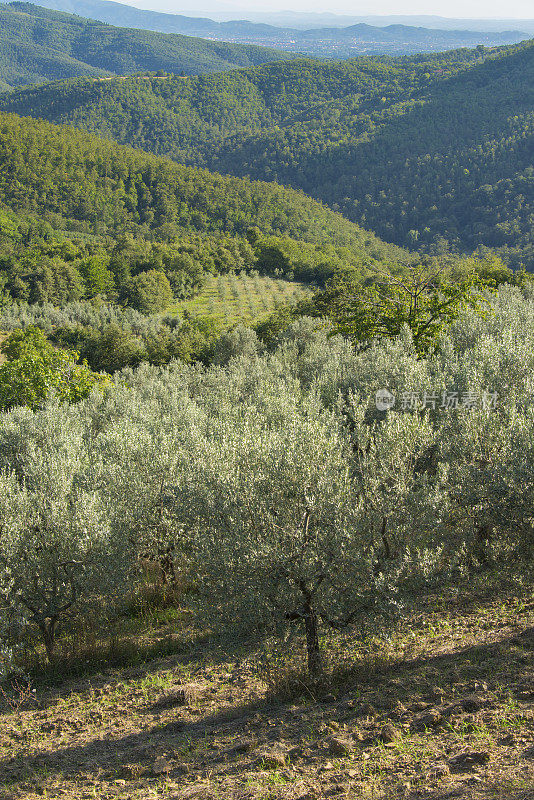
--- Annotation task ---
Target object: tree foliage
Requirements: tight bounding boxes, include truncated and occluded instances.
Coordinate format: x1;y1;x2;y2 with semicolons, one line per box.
0;326;109;411
1;286;533;670
0;408;130;661
314;262;492;352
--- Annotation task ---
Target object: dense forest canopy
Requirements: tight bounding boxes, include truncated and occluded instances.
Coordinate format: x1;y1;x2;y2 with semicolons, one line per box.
0;2;292;88
0;48;489;157
0;111;401;252
5;41;531;267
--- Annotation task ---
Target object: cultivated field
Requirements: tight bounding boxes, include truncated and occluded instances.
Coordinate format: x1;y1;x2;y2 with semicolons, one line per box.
169;273;311;326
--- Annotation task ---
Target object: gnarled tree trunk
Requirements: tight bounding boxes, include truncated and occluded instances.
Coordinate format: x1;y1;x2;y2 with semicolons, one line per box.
303;605;323;679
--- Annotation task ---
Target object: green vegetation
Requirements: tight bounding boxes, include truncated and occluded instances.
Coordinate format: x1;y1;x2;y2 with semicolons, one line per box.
1;285;534;675
0;91;526;385
0;9;532;797
6;41;532;266
0;36;533;796
0;109;413;371
1;48;487;164
0;112;401;254
0;325;109;410
0;274;308;374
172;272;310;326
312;261;492;353
120;268;173;313
0;1;292;89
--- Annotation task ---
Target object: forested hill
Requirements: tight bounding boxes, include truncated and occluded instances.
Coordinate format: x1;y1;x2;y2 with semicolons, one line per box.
0;3;292;88
0;47;488;152
0;112;404;262
4;41;532;267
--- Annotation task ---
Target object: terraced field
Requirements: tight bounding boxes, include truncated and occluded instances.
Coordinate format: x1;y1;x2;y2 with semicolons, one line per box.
169;273;311;326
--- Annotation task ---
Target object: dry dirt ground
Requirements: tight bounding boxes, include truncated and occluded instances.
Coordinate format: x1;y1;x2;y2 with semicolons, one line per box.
1;590;533;800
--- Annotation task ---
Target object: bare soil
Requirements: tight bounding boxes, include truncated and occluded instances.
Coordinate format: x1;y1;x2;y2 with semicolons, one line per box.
1;589;533;800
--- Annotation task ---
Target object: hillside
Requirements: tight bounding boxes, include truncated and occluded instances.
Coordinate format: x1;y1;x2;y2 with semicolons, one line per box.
0;111;410;366
0;2;292;88
0;0;525;57
0;111;409;252
4;42;532;265
198;40;533;267
0;48;491;167
2;587;533;800
1;282;534;799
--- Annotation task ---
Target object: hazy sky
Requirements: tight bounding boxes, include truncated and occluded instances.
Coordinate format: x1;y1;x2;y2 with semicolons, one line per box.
235;1;532;14
132;0;534;18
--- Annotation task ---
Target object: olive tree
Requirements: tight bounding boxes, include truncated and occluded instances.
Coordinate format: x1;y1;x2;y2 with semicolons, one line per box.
93;390;206;587
211;324;260;366
437;406;534;564
0;407;131;662
433;285;534;562
179;389;449;677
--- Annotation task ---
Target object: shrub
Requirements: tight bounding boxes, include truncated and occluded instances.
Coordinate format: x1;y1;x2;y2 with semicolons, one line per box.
121;269;173;314
0;327;109;411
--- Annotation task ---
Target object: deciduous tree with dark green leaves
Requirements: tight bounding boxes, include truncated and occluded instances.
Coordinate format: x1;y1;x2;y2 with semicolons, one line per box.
317;264;491;353
0;327;109;410
121;270;173;314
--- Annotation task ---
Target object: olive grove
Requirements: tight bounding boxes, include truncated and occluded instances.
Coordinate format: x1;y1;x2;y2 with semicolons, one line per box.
1;284;533;673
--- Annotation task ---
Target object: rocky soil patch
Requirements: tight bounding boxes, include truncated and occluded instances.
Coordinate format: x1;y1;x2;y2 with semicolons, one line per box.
0;593;533;799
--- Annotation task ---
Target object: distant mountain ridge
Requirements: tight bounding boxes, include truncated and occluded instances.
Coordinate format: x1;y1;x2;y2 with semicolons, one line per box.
0;2;291;88
0;0;525;57
202;9;534;34
3;40;532;267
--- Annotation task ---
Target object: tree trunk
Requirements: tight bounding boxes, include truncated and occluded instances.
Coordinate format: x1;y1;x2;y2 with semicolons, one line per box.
159;551;177;588
304;608;323;679
474;523;490;564
40;621;56;665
